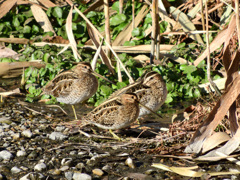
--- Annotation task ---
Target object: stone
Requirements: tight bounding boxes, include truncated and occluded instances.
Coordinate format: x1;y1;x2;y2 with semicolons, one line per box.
0;150;13;161
34;162;47;172
49;132;68;141
17;150;27;157
11;166;22;174
92;168;104;176
22;129;33;138
73;172;92;180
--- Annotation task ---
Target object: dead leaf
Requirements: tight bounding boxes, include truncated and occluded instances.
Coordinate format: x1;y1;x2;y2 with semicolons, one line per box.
0;46;19;60
185;75;240;154
169;6;204;44
30;1;56;34
152;163;240;177
0;0;17;19
66;5;81;60
202;132;230;153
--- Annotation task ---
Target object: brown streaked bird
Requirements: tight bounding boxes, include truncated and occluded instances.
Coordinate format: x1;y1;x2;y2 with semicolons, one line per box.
42;62;114;119
81;93;140;139
109;71;167;117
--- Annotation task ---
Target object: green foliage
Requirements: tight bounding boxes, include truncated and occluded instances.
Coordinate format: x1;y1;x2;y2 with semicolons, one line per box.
0;1;213;107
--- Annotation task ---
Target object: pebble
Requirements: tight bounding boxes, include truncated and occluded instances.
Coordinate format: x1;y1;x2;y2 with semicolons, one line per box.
92;168;104;176
59;166;69;171
125;157;135;169
73;172;92;180
34;162;47;172
75;163;84;171
61;158;72;166
22;129;33;138
65;171;73;180
11;166;22;174
0;150;13;161
55;126;66;132
17;150;27;157
48;169;61;175
12;133;21;140
49;132;68;140
20;172;45;180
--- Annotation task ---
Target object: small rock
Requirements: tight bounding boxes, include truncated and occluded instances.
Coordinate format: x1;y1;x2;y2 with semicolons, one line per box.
0;165;10;173
0;150;13;161
102;164;111;171
20;172;45;180
22;129;33;138
17;150;27;157
12;133;21;140
59;166;69;171
75;163;84;171
55;126;66;132
0;117;12;124
11;166;22;174
125;157;135;169
34;162;47;172
48;169;61;175
73;172;92;180
61;158;72;166
49;132;68;140
92;169;104;176
28;151;38;159
65;171;73;180
145;169;155;175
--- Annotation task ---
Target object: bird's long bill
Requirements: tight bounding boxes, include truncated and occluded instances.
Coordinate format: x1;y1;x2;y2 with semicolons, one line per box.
139;103;162;118
92;71;116;85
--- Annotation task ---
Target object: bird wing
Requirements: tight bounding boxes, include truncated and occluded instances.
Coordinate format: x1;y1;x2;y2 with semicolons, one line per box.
43;71;79;95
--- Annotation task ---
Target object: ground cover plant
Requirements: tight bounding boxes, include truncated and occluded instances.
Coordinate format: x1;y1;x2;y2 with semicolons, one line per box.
1;0;240;179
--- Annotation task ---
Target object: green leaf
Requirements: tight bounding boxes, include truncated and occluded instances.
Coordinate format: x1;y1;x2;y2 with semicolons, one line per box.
180;65;197;74
110;14;126;26
100;85;113;97
116;82;127;89
159;21;168;33
112;1;119;12
23;25;31;33
123;41;135;46
193;88;201;98
53;7;63;18
13;17;20;27
132;28;141;37
165;94;173;103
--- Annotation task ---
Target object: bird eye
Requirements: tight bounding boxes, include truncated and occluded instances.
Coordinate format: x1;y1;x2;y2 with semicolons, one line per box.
84;66;87;68
150;77;154;80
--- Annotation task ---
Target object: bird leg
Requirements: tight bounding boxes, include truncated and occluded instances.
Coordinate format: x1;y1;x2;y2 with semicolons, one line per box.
109;129;122;141
71;105;78;120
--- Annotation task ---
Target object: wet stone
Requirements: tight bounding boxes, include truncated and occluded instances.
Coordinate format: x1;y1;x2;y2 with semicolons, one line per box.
49;132;68;141
59;166;69;171
34;162;47;172
20;172;45;180
17;150;27;157
61;158;73;166
0;150;13;161
65;171;73;180
55;126;66;132
27;151;38;159
75;163;84;171
48;169;61;176
73;172;92;180
11;166;22;174
92;168;104;176
125;157;135;169
22;129;33;138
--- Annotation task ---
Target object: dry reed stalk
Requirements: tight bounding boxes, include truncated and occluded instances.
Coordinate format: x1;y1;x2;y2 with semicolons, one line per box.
235;0;240;44
150;0;157;64
104;0;111;57
132;0;135;29
71;5;134;83
204;1;221;95
119;0;123;14
200;0;205;31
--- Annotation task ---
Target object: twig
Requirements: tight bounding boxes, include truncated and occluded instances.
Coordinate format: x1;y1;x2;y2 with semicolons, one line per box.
132;0;135;29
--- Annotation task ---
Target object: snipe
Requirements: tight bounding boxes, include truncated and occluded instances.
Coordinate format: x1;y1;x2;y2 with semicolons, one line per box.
42;62;113;119
109;71;167;117
81;93;140;139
